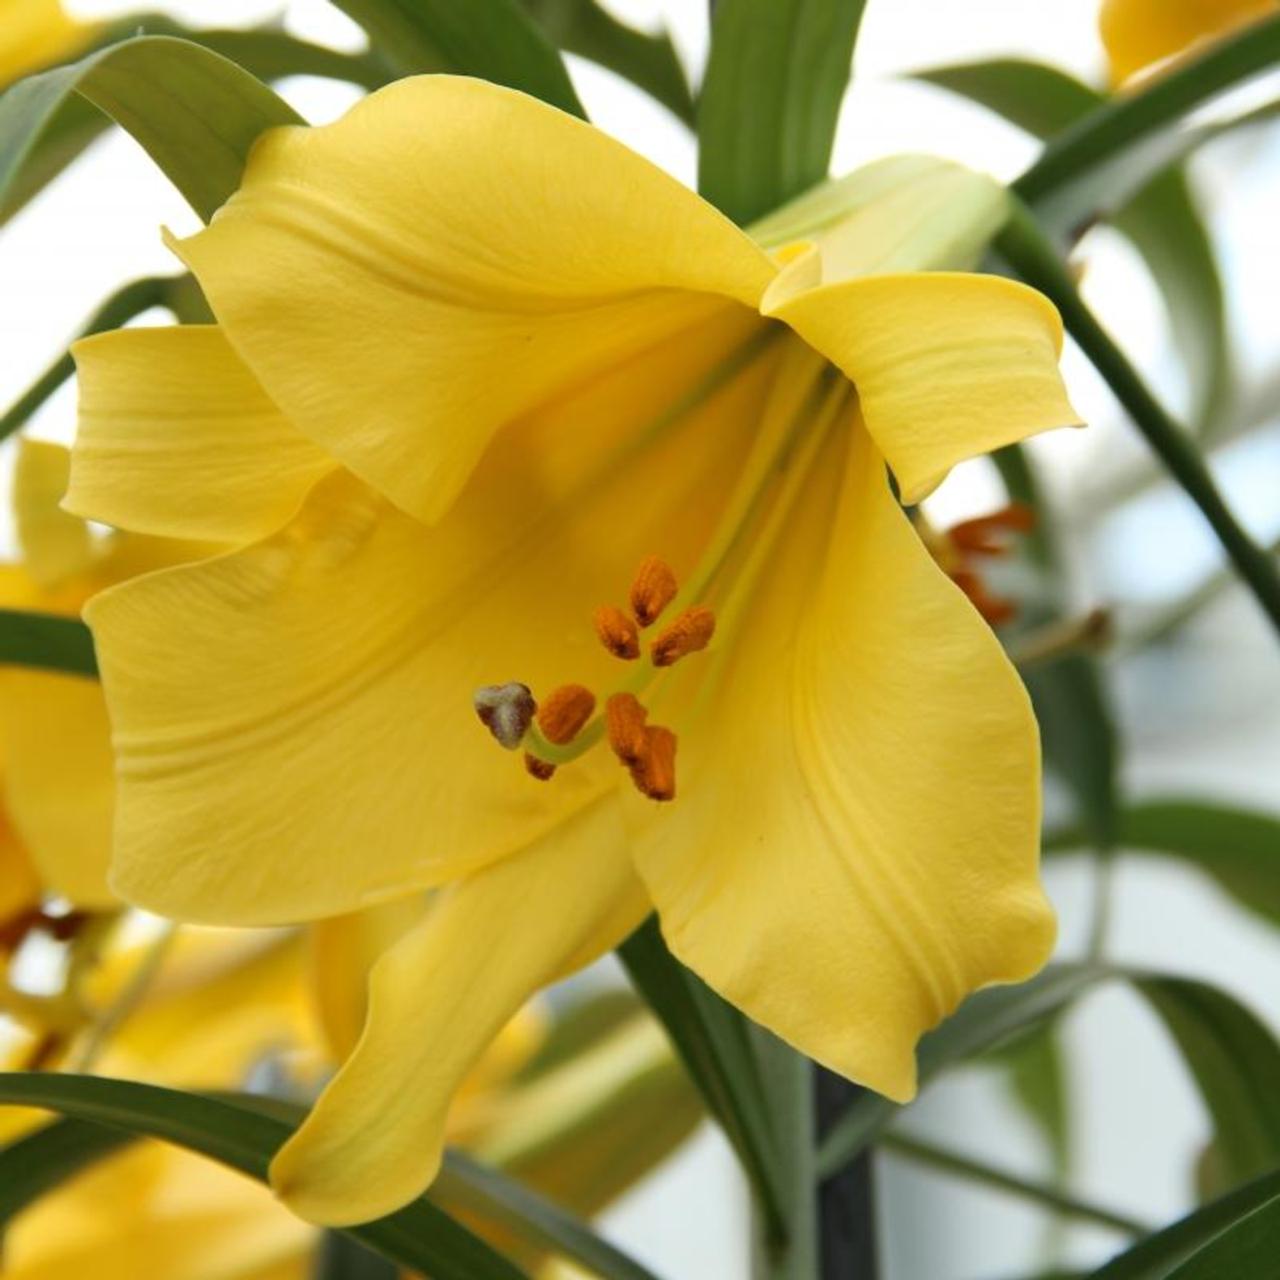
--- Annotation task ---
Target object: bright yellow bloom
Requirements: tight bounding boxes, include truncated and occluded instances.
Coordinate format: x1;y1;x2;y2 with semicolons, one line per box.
0;0;97;86
1099;0;1275;85
69;77;1080;1223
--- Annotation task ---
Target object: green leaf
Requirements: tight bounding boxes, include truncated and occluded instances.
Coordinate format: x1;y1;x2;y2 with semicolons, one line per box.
0;1075;526;1280
313;1232;403;1279
0;273;207;445
697;0;868;224
817;967;1280;1187
435;1151;662;1280
1014;14;1280;218
917;59;1229;432
0;20;386;227
1044;799;1280;930
1091;1168;1280;1279
989;1021;1072;1178
617;916;788;1245
0;1117;132;1225
0;610;97;677
520;0;693;124
328;0;584;116
0;35;299;224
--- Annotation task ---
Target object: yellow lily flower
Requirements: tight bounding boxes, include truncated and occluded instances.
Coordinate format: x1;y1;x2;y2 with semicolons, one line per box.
1099;0;1275;85
69;76;1080;1223
0;0;97;86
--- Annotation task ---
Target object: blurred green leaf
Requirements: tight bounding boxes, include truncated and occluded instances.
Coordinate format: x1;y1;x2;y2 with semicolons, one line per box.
0;610;97;677
990;1022;1072;1179
1092;1167;1280;1278
313;1233;400;1280
0;1117;131;1226
0;20;387;226
0;273;207;445
520;0;693;124
698;0;868;224
617;916;788;1245
328;0;583;116
917;58;1228;433
818;967;1280;1188
0;1075;526;1279
1045;799;1280;929
0;35;299;224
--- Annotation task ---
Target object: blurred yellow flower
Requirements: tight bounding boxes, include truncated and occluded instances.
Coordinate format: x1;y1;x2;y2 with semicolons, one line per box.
70;77;1079;1222
1099;0;1275;84
0;0;96;86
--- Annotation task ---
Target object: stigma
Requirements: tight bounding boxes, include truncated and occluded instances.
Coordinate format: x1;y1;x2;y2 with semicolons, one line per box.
473;555;715;802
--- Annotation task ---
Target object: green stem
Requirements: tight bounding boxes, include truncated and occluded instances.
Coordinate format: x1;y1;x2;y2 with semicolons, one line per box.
1015;13;1280;206
996;201;1280;640
881;1133;1149;1237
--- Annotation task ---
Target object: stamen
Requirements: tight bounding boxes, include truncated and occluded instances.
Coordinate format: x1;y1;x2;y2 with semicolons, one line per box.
630;726;677;802
605;692;648;766
948;503;1035;556
473;682;536;750
651;606;716;667
537;683;597;745
951;568;1017;627
630;556;678;627
524;753;556;781
593;605;640;660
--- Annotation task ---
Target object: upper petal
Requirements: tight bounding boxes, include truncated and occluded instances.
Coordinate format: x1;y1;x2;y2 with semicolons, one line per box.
170;74;774;524
766;272;1082;503
630;420;1055;1101
1100;0;1274;84
88;308;778;925
69;326;333;546
269;795;648;1225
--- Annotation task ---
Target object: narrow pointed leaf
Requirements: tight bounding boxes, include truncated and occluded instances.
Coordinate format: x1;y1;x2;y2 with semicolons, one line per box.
0;35;299;225
698;0;868;224
1092;1168;1280;1279
1044;799;1280;930
0;610;97;677
314;1233;401;1279
0;1075;526;1280
327;0;583;116
618;916;788;1244
520;0;693;123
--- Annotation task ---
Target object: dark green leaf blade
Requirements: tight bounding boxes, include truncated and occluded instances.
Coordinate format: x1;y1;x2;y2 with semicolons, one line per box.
0;1117;132;1225
313;1232;401;1280
1092;1168;1280;1279
328;0;583;116
0;610;97;677
521;0;693;124
1044;799;1280;929
0;35;299;224
617;916;788;1244
698;0;868;224
0;1074;526;1280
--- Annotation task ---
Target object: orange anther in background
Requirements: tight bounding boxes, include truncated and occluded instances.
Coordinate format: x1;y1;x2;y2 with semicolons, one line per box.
948;503;1036;556
651;607;716;667
630;725;677;802
594;605;640;660
629;556;678;627
605;693;649;766
536;683;597;744
524;753;556;781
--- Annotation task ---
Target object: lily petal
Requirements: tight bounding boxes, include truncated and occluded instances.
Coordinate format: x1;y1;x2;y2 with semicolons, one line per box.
69;326;333;546
171;75;774;524
765;272;1082;503
0;667;115;907
630;421;1055;1101
0;812;40;922
88;309;776;925
14;441;92;589
1100;0;1273;84
269;795;648;1225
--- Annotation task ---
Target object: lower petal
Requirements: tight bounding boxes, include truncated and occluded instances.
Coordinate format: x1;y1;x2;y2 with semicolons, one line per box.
269;796;648;1225
631;422;1055;1102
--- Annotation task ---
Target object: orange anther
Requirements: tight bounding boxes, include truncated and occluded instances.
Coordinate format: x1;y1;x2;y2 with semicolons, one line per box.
948;503;1035;557
629;556;678;627
605;693;648;766
651;606;716;667
594;605;640;660
951;568;1017;627
630;726;677;802
536;683;597;744
524;753;556;781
